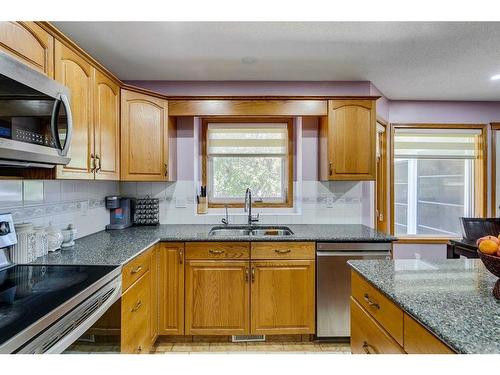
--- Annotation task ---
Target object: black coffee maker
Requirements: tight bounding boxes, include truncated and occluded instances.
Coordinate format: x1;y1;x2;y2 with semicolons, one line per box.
105;196;134;230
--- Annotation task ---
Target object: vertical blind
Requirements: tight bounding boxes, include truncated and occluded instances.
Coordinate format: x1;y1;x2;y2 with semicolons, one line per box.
394;128;481;159
207;123;288;155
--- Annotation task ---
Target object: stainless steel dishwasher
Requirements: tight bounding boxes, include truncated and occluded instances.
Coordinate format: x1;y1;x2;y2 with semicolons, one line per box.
316;242;392;339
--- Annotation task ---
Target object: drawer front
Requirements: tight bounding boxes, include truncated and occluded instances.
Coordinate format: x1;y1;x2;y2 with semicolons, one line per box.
121;271;152;354
122;248;152;292
251;242;315;260
350;297;405;354
404;314;455;354
185;242;250;260
351;270;403;345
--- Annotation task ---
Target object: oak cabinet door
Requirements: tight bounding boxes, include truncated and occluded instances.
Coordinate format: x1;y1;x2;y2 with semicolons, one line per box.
121;89;169;181
159;243;185;335
325;99;376;180
0;21;54;77
121;271;152;354
149;246;159;347
185;260;250;335
54;40;94;179
250;260;315;335
94;69;120;180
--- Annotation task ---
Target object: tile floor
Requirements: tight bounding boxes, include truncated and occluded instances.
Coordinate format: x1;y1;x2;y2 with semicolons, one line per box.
65;341;351;354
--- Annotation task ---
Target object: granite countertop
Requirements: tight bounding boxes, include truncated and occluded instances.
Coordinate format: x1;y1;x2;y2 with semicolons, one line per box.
348;259;500;354
30;224;395;266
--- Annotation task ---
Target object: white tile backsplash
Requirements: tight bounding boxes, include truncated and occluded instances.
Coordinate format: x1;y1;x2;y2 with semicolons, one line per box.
127;180;374;225
0;180;119;239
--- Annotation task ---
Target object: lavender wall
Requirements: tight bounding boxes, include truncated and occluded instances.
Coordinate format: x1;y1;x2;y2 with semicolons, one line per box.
124;81;372;97
389;101;500;124
370;83;390;122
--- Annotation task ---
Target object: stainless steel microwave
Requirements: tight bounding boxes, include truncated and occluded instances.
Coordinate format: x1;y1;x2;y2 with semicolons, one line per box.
0;51;73;168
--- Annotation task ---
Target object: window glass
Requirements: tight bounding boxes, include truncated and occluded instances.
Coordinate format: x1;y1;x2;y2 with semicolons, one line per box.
394;129;479;237
206;123;289;204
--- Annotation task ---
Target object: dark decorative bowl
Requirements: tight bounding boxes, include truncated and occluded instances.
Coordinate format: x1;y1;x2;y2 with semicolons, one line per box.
477;250;500;300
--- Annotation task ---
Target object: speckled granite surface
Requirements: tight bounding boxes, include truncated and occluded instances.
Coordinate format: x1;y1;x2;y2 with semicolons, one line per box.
30;224;395;266
348;259;500;354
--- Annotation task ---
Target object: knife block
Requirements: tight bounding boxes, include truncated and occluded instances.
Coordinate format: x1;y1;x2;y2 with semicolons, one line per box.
197;197;208;214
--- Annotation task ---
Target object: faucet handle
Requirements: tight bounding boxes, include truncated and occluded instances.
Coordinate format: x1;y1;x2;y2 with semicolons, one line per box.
251;213;260;223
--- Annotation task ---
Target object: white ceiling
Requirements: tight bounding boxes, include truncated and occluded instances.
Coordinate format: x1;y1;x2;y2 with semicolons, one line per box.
52;22;500;100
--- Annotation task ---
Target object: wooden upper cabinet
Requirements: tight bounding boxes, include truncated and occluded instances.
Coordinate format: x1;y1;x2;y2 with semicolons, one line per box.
185;260;250;335
159;243;185;335
54;40;94;179
94;69;120;180
250;260;315;335
121;89;170;181
0;21;54;77
319;99;376;180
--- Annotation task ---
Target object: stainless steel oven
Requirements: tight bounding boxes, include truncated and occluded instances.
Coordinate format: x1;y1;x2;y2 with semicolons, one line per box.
0;51;72;168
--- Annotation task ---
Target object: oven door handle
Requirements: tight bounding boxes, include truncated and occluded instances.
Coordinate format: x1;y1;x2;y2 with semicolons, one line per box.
50;93;73;157
316;251;391;257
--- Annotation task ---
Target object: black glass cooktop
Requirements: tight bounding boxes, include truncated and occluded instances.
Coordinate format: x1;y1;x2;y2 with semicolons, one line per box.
0;264;118;348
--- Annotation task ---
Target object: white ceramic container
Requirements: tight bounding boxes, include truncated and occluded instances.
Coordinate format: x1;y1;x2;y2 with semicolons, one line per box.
46;222;63;252
11;223;36;263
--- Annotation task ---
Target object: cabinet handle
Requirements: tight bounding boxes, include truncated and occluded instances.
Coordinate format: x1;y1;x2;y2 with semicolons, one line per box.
251;267;255;283
131;265;143;274
179;249;183;264
329;162;333;176
363;293;380;309
164;163;168;177
209;249;225;255
95;154;101;173
274;249;291;254
137;345;142;353
90;154;95;172
131;300;142;312
245;267;249;283
362;341;372;354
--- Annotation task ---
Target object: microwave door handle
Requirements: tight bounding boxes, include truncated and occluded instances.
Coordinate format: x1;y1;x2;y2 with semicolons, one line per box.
50;99;62;151
50;93;73;157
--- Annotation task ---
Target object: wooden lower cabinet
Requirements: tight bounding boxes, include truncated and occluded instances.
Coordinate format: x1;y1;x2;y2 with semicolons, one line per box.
403;314;454;354
350;270;455;354
159;243;184;335
185;260;250;335
121;271;152;354
350;297;405;354
251;260;315;335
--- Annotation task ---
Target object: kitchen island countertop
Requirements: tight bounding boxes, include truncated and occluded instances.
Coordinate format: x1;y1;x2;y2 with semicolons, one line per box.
348;259;500;354
30;224;395;267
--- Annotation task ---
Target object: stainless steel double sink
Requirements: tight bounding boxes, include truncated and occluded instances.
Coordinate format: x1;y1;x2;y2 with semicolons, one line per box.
208;225;294;237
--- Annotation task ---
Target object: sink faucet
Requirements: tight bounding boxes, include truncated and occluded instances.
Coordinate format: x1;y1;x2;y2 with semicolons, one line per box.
244;188;259;226
221;204;229;225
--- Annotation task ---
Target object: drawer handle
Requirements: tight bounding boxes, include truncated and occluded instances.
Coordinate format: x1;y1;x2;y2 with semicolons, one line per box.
363;293;380;310
131;265;143;274
274;249;291;254
137;345;142;353
209;249;225;255
131;300;142;312
362;341;373;354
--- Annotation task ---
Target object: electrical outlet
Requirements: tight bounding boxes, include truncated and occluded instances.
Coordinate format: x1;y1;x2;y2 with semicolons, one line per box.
175;197;187;208
326;197;334;208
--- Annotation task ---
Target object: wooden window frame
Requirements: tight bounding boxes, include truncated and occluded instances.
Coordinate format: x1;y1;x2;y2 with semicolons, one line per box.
201;117;294;209
375;117;389;233
490;123;500;217
389;123;488;239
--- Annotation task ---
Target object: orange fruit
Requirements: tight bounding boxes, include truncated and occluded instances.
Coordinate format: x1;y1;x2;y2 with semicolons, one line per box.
478;240;499;255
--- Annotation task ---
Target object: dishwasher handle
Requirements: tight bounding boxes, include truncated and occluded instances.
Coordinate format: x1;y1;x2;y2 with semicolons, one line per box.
316;251;391;257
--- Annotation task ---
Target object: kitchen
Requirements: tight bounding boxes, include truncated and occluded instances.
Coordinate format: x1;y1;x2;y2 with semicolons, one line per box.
0;5;500;372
